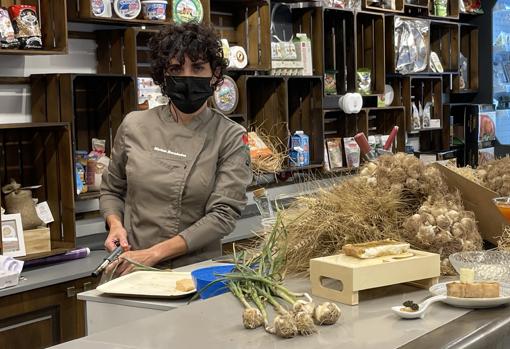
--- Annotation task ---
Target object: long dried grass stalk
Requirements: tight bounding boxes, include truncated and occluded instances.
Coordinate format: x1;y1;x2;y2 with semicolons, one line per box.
497;226;510;251
250;127;287;175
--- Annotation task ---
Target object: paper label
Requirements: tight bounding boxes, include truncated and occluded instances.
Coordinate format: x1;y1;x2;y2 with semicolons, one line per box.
36;201;54;224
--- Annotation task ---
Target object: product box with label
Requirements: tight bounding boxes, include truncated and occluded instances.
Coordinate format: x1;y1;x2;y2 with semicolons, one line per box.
289;131;310;167
434;163;507;245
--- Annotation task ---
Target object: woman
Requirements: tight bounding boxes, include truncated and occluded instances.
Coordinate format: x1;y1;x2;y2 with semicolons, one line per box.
100;23;252;275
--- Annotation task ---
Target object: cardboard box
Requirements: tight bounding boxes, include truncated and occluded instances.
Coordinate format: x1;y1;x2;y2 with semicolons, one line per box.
24;227;51;255
434;163;507;245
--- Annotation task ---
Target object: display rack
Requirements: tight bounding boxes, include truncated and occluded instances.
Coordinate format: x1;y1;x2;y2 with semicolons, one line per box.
0;0;67;55
0;123;75;258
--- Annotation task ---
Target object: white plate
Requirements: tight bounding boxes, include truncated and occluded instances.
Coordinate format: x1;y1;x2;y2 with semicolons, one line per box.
429;282;510;308
97;271;196;299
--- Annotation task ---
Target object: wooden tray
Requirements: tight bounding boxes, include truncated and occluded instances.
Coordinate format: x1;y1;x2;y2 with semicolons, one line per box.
310;249;440;305
97;271;196;299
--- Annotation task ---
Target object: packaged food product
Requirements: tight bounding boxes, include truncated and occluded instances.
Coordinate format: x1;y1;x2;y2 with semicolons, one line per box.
91;0;112;18
87;139;107;192
248;132;272;160
141;0;167;20
8;5;42;49
0;8;18;48
356;68;371;95
75;150;89;194
113;0;142;20
326;138;343;169
173;0;204;24
343;137;360;168
290;131;309;167
212;76;239;115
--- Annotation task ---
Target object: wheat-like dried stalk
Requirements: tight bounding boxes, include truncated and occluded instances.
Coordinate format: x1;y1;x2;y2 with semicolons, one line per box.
250;127;288;175
497;226;510;251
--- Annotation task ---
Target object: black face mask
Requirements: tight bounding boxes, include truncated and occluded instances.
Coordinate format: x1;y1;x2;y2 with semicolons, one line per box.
163;76;213;114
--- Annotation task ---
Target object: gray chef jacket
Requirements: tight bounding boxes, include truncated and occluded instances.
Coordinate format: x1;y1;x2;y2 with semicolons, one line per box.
100;105;252;268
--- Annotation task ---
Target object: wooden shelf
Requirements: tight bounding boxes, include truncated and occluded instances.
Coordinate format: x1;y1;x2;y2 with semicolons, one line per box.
0;49;67;55
76;192;100;201
453;24;479;93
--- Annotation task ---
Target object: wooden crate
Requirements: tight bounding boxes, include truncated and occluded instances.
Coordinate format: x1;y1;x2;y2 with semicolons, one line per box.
246;76;288;151
68;0;210;25
211;0;270;71
386;76;407;107
0;0;67;54
24;227;51;255
287;77;324;166
310;249;440;305
403;0;428;16
453;24;479;93
403;76;443;132
428;0;459;20
355;11;385;95
30;74;137;199
324;110;368;140
430;20;459;73
364;107;406;152
362;0;404;13
0;123;75;257
321;8;356;96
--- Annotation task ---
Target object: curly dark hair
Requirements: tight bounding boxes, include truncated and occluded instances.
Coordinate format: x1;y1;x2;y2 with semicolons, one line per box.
148;23;227;90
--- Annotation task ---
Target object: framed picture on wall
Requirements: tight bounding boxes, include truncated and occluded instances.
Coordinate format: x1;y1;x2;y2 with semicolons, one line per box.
1;214;25;257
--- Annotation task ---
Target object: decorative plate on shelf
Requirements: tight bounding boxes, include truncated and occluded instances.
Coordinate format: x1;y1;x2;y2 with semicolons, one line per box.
173;0;203;24
429;282;510;308
212;76;239;115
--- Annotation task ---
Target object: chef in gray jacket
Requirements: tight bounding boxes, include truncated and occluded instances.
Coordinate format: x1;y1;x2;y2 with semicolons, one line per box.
100;23;252;275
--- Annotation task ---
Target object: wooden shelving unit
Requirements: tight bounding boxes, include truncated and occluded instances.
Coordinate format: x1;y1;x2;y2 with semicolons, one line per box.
0;123;75;257
0;0;68;55
403;76;443;131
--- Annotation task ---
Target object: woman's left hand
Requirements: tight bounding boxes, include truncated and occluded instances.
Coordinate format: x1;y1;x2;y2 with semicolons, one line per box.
114;249;161;276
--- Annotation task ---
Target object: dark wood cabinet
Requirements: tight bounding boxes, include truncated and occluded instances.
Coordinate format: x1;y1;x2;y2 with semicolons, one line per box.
0;276;98;349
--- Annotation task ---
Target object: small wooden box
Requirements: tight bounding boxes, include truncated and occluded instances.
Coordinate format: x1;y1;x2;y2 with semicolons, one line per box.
310;249;440;305
24;227;51;255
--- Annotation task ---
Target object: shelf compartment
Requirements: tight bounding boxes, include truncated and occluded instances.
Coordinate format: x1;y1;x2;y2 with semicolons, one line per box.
324;110;368;139
430;20;459;73
287;77;324;166
386;76;407;107
246;76;288;151
321;8;356;95
356;11;385;95
0;123;75;256
364;107;406;151
68;0;210;25
30;74;137;199
211;0;271;71
0;0;67;54
363;0;404;13
453;24;479;93
428;0;459;20
403;76;443;132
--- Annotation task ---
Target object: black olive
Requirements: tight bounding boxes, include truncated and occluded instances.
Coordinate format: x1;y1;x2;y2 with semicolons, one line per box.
411;303;419;311
403;300;414;307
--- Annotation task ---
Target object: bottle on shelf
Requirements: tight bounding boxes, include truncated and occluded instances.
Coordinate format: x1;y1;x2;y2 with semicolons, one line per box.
253;188;274;219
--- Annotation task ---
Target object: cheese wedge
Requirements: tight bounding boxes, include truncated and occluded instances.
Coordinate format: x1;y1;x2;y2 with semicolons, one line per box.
175;279;195;292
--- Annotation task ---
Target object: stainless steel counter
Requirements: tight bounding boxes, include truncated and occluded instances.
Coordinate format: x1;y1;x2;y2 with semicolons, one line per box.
51;276;493;349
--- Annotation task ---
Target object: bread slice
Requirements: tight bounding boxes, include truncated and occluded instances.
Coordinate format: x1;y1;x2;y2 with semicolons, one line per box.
175;278;195;292
446;281;500;298
342;239;410;259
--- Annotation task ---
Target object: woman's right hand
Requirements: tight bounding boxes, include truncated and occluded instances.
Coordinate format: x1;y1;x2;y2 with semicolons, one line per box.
104;217;130;252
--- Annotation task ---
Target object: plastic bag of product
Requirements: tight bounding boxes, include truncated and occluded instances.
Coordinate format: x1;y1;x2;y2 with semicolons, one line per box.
356;68;372;95
394;17;429;74
0;8;18;48
459;52;469;89
8;5;42;49
412;102;421;130
343;137;360;168
87;139;107;192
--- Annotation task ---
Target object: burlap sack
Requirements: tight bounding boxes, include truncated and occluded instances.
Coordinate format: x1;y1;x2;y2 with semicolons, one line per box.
2;180;43;230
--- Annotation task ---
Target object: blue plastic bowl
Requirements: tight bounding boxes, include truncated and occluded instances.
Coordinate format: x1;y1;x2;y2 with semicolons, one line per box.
191;264;234;300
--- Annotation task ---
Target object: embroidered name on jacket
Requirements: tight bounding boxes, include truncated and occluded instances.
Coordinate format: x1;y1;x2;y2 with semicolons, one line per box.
153;146;187;158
